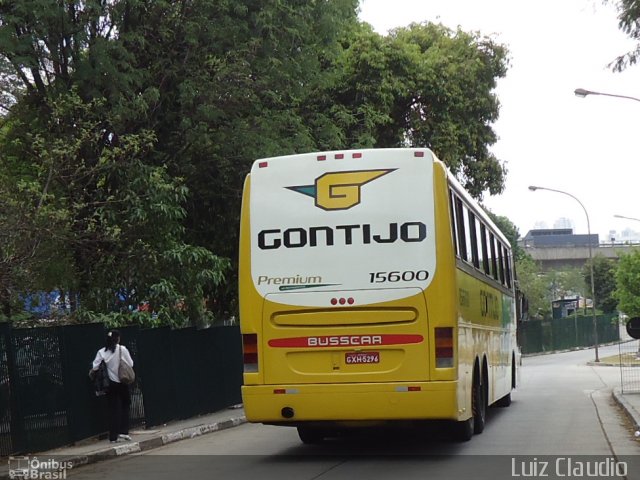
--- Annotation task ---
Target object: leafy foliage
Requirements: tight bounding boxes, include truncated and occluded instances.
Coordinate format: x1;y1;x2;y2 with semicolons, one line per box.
326;22;509;197
485;210;527;261
0;1;510;325
605;0;640;71
615;250;640;316
583;255;618;314
515;256;551;319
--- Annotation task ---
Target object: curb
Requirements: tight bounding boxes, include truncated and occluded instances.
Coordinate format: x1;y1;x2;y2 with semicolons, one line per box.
0;415;246;479
612;388;640;431
522;341;624;358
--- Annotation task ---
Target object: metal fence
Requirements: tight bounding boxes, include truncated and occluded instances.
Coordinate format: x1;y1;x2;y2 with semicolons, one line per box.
0;323;242;456
518;313;620;354
618;338;640;394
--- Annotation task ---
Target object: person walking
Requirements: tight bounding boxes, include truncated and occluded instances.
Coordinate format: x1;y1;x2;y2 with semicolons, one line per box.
91;329;134;443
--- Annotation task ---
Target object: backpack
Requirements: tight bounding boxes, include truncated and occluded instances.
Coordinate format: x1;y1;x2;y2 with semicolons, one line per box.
89;360;110;396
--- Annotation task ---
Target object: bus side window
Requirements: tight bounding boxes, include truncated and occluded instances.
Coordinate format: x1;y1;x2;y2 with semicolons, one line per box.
480;223;490;276
468;211;479;269
462;204;473;265
455;196;467;262
497;241;506;285
449;189;459;257
504;246;513;288
489;233;498;281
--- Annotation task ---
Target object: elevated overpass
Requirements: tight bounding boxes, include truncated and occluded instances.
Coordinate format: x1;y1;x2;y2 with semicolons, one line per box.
523;243;640;270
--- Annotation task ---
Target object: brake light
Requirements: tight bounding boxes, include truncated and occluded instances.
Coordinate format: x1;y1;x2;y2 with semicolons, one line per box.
435;327;454;368
242;333;258;372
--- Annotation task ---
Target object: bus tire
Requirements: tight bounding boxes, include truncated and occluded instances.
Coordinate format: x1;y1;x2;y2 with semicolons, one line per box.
496;358;516;407
472;369;486;434
297;426;325;444
451;417;474;442
495;392;512;407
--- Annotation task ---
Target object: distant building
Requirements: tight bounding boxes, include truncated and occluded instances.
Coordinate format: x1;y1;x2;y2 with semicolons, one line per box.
521;228;599;248
614;228;640;244
553;217;573;229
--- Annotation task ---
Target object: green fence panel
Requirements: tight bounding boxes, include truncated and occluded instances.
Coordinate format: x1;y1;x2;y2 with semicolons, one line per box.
10;326;70;452
519;313;620;354
1;323;243;454
518;321;543;354
0;323;16;456
137;326;175;427
60;323;107;444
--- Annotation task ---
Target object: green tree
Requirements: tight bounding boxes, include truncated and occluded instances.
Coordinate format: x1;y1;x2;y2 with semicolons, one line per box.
515;256;550;319
583;255;618;314
0;1;511;323
605;0;640;71
615;250;640;316
0;1;231;326
485;211;527;261
327;22;509;197
551;268;587;301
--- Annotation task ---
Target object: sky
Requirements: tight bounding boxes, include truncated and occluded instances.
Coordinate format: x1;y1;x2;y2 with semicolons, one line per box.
358;0;640;242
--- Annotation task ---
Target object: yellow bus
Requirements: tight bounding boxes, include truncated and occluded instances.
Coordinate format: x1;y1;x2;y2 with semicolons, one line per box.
239;148;517;442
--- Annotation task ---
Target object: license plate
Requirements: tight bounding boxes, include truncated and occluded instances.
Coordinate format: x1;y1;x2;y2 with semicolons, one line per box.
345;352;380;364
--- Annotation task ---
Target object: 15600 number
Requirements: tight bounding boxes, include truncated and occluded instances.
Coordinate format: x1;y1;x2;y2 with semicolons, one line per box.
369;270;429;283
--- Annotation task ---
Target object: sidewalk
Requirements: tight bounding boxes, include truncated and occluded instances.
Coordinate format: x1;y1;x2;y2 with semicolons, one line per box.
0;405;247;480
613;389;640;434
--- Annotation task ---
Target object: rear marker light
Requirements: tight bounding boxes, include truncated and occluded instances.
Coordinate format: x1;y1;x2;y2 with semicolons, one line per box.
258;162;268;168
352;153;362;158
414;151;425;157
335;153;344;159
331;297;354;306
242;333;258;372
274;388;299;395
317;155;327;161
435;327;454;368
396;386;421;392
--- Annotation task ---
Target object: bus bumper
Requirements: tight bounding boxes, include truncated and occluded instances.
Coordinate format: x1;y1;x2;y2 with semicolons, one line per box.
241;381;463;425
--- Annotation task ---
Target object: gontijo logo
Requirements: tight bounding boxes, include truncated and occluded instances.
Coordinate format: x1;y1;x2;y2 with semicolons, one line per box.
286;169;395;211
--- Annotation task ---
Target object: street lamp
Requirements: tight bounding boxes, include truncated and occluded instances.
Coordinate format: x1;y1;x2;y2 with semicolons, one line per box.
528;185;600;362
614;214;640;222
574;88;640;103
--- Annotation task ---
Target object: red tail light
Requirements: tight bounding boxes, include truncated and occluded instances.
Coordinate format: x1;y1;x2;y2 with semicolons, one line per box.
242;333;258;372
435;327;454;368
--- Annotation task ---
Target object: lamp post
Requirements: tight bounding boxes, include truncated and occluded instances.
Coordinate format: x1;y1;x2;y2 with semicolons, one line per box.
528;185;600;362
574;88;640;103
614;214;640;223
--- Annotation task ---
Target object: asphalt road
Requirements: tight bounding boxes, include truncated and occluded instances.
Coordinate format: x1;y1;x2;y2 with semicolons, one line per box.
70;344;640;480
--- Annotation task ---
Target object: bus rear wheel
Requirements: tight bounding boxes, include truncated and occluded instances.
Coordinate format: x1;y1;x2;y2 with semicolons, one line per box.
451;417;474;442
297;426;325;444
472;370;486;434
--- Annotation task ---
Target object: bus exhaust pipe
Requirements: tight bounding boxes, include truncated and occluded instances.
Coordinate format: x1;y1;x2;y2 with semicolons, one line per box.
281;407;295;419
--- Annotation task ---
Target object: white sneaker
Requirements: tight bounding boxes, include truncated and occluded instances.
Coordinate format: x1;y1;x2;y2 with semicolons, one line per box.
118;434;132;441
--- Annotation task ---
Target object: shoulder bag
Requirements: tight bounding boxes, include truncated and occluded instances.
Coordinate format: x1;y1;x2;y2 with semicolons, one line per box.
118;345;136;385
